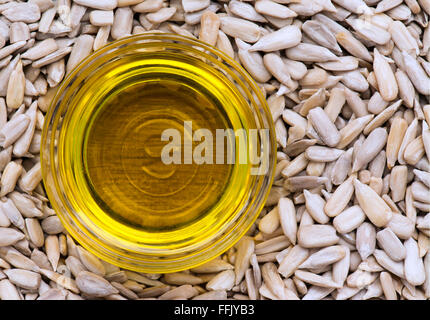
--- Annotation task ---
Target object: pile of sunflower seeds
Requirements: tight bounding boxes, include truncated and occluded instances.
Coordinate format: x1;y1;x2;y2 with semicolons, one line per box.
0;0;429;300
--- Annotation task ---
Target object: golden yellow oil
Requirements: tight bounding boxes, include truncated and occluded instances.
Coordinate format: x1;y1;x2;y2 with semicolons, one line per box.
84;80;232;231
56;49;262;250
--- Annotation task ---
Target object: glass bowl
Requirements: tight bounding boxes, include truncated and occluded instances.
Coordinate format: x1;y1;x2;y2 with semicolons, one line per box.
41;33;276;273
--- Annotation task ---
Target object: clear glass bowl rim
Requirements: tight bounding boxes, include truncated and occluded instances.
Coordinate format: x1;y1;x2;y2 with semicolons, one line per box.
41;32;277;273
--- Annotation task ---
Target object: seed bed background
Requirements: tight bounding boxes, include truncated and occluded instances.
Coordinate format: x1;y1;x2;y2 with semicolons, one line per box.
0;0;429;300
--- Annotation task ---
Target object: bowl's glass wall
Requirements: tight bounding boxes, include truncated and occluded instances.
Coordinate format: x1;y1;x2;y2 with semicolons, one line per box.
41;33;276;272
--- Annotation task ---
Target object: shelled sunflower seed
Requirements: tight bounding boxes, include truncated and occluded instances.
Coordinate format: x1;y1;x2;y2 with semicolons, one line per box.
0;0;429;301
